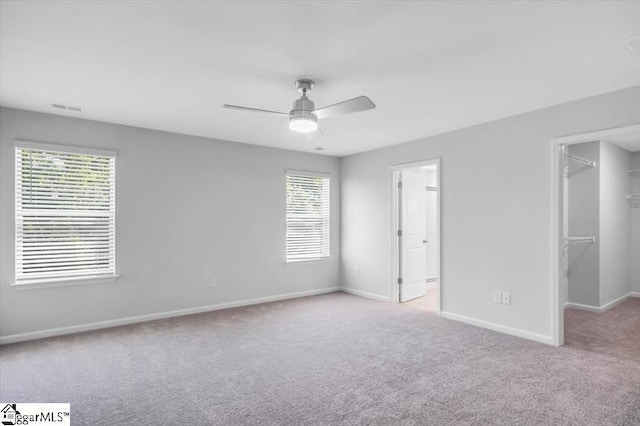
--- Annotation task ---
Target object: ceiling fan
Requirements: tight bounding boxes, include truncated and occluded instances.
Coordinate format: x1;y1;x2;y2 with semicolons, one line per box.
223;79;375;134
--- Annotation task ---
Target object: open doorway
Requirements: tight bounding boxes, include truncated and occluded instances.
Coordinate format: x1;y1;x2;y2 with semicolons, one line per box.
391;159;441;313
552;124;640;347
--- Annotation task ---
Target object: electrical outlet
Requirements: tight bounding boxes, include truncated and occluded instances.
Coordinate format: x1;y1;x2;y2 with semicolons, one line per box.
209;277;217;288
493;291;502;303
502;292;511;305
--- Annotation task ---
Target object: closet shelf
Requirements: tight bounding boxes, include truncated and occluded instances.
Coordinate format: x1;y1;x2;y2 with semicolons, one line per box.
628;194;640;208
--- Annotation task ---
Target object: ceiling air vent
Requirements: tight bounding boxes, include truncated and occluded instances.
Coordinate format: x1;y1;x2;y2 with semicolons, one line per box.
51;103;82;112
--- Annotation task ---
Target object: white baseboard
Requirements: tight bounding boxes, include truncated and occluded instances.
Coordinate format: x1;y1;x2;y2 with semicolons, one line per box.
339;287;390;302
631;292;640;298
440;311;554;346
0;287;341;345
599;293;633;312
564;302;601;312
565;292;634;313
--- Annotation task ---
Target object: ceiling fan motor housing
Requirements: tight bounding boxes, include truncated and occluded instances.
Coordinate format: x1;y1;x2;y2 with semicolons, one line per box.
290;96;316;119
289;94;318;132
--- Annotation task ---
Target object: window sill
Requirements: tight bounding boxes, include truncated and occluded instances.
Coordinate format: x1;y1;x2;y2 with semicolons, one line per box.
10;275;119;290
285;258;332;265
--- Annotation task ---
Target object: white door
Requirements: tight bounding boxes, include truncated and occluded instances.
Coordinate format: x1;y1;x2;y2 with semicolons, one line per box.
400;169;427;302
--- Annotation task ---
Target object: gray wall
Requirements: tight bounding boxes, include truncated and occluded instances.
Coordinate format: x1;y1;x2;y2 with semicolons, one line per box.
567;142;600;307
598;141;631;306
341;86;640;340
0;107;341;338
632;152;640;294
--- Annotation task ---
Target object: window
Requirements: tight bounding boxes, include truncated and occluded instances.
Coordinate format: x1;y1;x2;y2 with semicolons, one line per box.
285;171;330;262
15;142;116;285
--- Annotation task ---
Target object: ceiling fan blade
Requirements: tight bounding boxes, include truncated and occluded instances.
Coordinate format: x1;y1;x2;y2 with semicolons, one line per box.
223;104;289;117
313;96;375;119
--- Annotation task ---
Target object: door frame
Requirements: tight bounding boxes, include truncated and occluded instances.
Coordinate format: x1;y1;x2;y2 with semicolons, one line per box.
390;158;441;313
550;123;640;346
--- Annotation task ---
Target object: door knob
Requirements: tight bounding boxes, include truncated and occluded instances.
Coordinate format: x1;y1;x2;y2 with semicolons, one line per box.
423;240;428;244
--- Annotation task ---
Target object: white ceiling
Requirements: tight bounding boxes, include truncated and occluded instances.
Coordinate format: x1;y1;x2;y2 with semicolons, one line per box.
1;1;640;157
605;133;640;152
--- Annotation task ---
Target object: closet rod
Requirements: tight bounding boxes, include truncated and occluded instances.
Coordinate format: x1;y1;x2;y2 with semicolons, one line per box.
564;236;596;246
565;153;596;168
627;169;640;175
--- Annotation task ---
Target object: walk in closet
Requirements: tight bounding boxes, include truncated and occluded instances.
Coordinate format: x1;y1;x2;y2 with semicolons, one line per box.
562;139;640;312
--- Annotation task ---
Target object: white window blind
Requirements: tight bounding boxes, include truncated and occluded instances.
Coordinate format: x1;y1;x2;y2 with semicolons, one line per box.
286;172;330;262
15;144;116;284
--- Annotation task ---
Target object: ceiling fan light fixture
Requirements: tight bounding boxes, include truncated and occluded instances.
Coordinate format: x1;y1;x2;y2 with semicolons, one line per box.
223;78;375;135
289;115;318;133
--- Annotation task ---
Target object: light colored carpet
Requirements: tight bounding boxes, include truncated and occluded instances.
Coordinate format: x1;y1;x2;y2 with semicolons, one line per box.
565;298;640;364
402;287;438;312
1;292;639;425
